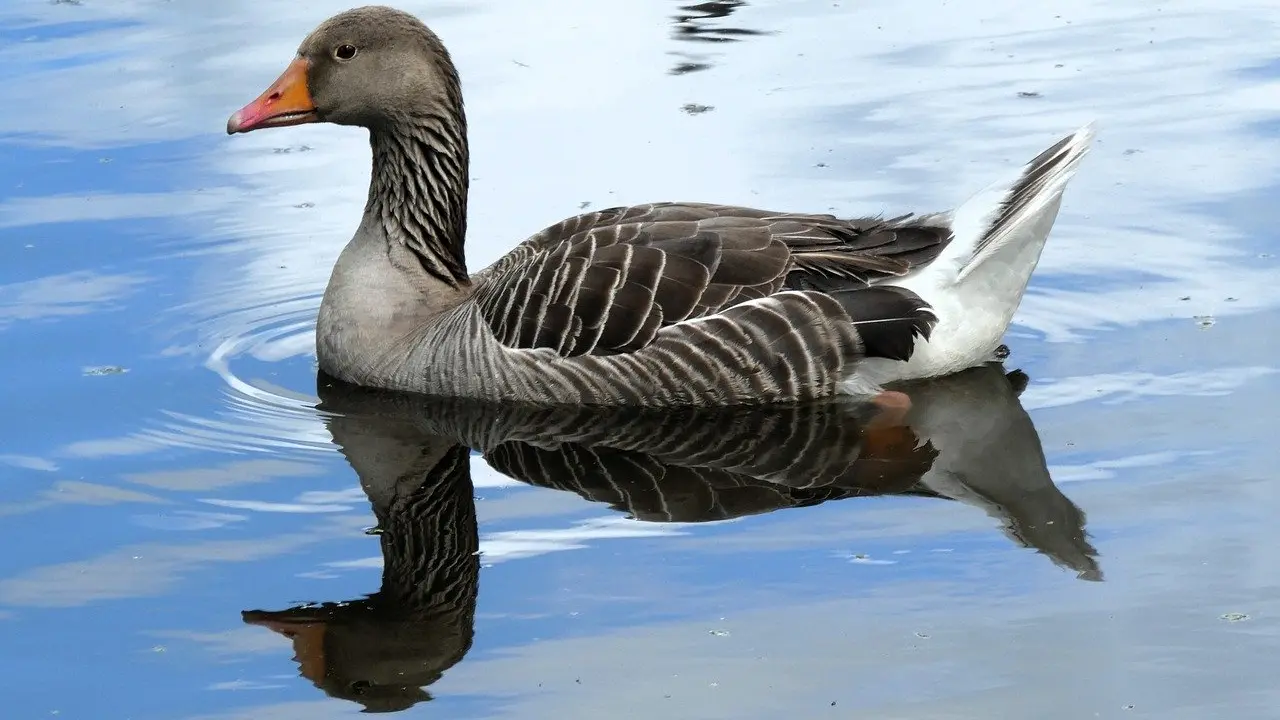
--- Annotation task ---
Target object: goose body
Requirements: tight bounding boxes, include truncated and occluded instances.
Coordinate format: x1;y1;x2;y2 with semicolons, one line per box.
227;5;1094;407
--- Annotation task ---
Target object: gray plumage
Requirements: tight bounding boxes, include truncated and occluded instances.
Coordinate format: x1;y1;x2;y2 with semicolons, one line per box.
228;5;1093;406
337;112;945;404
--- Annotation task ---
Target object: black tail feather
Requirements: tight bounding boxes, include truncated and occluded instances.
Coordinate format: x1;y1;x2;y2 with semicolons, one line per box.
832;286;937;362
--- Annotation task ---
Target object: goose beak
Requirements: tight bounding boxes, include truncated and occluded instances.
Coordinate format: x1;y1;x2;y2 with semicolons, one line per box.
227;57;317;134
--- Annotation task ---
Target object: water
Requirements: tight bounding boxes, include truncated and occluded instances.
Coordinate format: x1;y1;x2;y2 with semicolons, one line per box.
2;0;1278;717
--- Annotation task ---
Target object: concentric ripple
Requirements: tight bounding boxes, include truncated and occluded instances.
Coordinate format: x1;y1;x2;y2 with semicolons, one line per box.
141;292;333;457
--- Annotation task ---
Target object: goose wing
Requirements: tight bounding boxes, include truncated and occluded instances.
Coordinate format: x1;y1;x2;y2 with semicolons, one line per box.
471;202;948;358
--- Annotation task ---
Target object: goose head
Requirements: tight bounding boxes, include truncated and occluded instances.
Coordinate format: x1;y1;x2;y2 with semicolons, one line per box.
227;5;462;134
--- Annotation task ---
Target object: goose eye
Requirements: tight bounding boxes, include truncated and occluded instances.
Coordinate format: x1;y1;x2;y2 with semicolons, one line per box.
334;44;357;61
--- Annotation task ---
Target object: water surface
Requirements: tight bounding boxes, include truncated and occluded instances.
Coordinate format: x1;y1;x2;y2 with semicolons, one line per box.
2;0;1279;717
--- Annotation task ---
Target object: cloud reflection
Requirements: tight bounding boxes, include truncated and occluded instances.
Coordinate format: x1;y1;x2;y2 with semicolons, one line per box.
0;270;145;329
0;533;320;608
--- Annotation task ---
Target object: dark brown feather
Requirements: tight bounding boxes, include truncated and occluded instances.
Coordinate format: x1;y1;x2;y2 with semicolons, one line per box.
471;202;954;357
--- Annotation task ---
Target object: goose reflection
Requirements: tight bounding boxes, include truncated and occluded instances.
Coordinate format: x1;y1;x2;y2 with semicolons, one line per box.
243;361;1096;712
895;366;1100;580
241;425;478;712
669;1;770;75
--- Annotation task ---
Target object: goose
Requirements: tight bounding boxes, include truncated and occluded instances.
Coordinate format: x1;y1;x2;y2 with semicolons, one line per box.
226;5;1094;407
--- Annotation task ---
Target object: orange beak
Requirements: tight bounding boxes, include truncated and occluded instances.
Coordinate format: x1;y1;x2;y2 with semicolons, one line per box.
226;57;317;134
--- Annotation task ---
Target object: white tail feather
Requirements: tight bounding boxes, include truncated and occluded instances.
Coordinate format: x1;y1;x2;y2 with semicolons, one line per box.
860;123;1097;385
943;122;1096;283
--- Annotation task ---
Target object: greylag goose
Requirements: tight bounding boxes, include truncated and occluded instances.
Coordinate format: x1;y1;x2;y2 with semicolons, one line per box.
226;5;1094;407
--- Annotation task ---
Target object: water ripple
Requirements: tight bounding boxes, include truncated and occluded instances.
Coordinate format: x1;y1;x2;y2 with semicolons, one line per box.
145;301;328;456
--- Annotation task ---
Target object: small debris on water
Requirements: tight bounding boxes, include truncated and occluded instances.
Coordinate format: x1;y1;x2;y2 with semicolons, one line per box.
83;365;128;376
1017;91;1042;98
681;103;715;115
1225;297;1238;302
273;145;313;154
1194;315;1215;329
815;162;827;168
709;629;730;637
845;553;896;565
1123;148;1142;156
914;631;930;639
671;62;710;75
1179;296;1191;301
1220;612;1249;622
578;201;591;209
294;202;315;209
